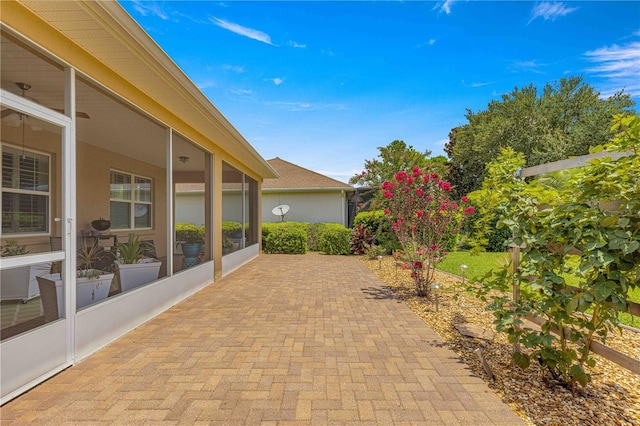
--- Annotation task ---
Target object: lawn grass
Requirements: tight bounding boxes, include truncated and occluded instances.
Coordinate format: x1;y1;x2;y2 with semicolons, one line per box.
436;251;510;284
437;251;639;328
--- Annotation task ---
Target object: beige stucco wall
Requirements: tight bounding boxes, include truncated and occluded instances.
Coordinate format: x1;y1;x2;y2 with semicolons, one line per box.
262;192;346;225
175;192;205;226
1;124;168;257
76;142;168;258
176;191;347;227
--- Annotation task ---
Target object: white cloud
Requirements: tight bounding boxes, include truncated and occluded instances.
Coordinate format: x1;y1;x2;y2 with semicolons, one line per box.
209;16;274;45
268;77;284;86
509;59;547;74
434;0;455;15
584;40;640;97
195;80;217;90
468;81;496;88
429;38;436;46
266;101;345;112
229;88;255;96
131;0;169;20
528;2;578;25
221;64;246;73
288;40;307;49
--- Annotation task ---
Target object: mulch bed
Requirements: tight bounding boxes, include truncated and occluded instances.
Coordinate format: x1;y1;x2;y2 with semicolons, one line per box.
362;256;640;426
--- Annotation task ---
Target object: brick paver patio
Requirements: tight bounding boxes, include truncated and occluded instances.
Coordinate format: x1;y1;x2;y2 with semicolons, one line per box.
1;254;523;425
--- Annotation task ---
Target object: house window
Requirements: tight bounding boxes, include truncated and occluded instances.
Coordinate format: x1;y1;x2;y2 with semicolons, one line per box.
110;170;152;230
1;144;50;235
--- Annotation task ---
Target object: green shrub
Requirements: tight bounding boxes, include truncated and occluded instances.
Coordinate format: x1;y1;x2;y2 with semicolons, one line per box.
262;222;308;254
319;223;351;255
308;223;327;252
353;210;400;253
222;221;242;236
175;222;204;244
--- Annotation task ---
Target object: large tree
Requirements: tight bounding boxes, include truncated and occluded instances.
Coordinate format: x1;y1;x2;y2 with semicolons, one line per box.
350;140;446;208
444;76;635;197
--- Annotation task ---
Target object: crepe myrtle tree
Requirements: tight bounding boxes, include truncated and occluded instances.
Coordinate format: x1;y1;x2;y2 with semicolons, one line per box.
382;167;474;298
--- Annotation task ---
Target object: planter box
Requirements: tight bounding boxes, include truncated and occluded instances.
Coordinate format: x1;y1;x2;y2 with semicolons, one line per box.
115;259;161;292
1;262;51;303
36;270;114;321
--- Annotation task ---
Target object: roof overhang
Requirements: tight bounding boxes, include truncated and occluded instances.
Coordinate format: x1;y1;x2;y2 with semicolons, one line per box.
262;187;356;193
1;0;278;180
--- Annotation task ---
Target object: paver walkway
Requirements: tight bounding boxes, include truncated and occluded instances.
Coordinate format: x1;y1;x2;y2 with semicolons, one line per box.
1;254;524;425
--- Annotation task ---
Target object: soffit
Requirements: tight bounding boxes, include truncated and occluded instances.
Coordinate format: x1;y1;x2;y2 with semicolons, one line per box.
10;0;277;179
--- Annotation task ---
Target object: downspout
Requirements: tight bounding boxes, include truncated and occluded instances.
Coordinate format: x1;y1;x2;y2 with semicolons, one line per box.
341;190;346;227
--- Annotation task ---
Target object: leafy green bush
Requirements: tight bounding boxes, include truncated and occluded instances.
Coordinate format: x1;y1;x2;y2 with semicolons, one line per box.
353;210;399;253
262;222;308;254
468;115;640;389
175;222;204;244
222;221;242;236
308;223;327;252
319;223;351;255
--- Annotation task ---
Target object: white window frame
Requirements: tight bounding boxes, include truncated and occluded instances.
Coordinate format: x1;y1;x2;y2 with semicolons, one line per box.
1;142;51;237
109;169;153;231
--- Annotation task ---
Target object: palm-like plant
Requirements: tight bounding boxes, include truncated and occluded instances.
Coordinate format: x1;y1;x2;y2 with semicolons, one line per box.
77;239;107;277
113;233;149;264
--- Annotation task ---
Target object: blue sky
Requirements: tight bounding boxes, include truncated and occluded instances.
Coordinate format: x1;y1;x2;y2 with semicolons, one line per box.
120;1;640;183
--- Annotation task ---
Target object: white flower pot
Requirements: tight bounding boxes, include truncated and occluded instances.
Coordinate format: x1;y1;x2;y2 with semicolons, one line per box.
1;262;51;303
36;271;114;321
115;259;161;292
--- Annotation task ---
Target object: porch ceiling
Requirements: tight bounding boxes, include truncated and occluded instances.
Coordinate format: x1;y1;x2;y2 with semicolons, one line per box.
1;0;277;178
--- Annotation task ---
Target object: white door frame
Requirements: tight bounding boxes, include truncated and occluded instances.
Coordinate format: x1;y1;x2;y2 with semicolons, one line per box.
0;69;75;403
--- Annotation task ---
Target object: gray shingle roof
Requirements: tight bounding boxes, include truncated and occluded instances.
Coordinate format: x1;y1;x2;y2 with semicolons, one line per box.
262;158;353;191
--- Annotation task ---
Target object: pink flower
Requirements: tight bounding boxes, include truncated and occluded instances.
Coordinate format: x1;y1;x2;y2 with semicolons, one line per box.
415;188;425;197
437;181;451;192
427;195;434;201
461;195;469;203
382;180;395;190
384;190;394;199
414;261;423;269
431;173;439;179
395;171;408;183
413;167;423;177
407;177;414;184
464;206;476;215
423;175;430;184
416;210;424;218
451;202;458;210
383;209;390;215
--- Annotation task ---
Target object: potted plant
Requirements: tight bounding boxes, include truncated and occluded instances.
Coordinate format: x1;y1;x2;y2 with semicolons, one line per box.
175;222;204;269
37;239;114;321
112;233;161;292
0;239;51;303
222;234;233;255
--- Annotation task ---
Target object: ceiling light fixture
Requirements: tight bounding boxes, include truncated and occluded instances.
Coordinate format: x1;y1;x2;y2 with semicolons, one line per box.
179;156;189;163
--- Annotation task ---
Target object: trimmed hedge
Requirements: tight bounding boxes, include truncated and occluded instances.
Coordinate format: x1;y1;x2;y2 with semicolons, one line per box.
262;221;352;255
319;223;351;255
175;222;205;244
222;221;242;236
308;223;327;252
262;222;308;254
